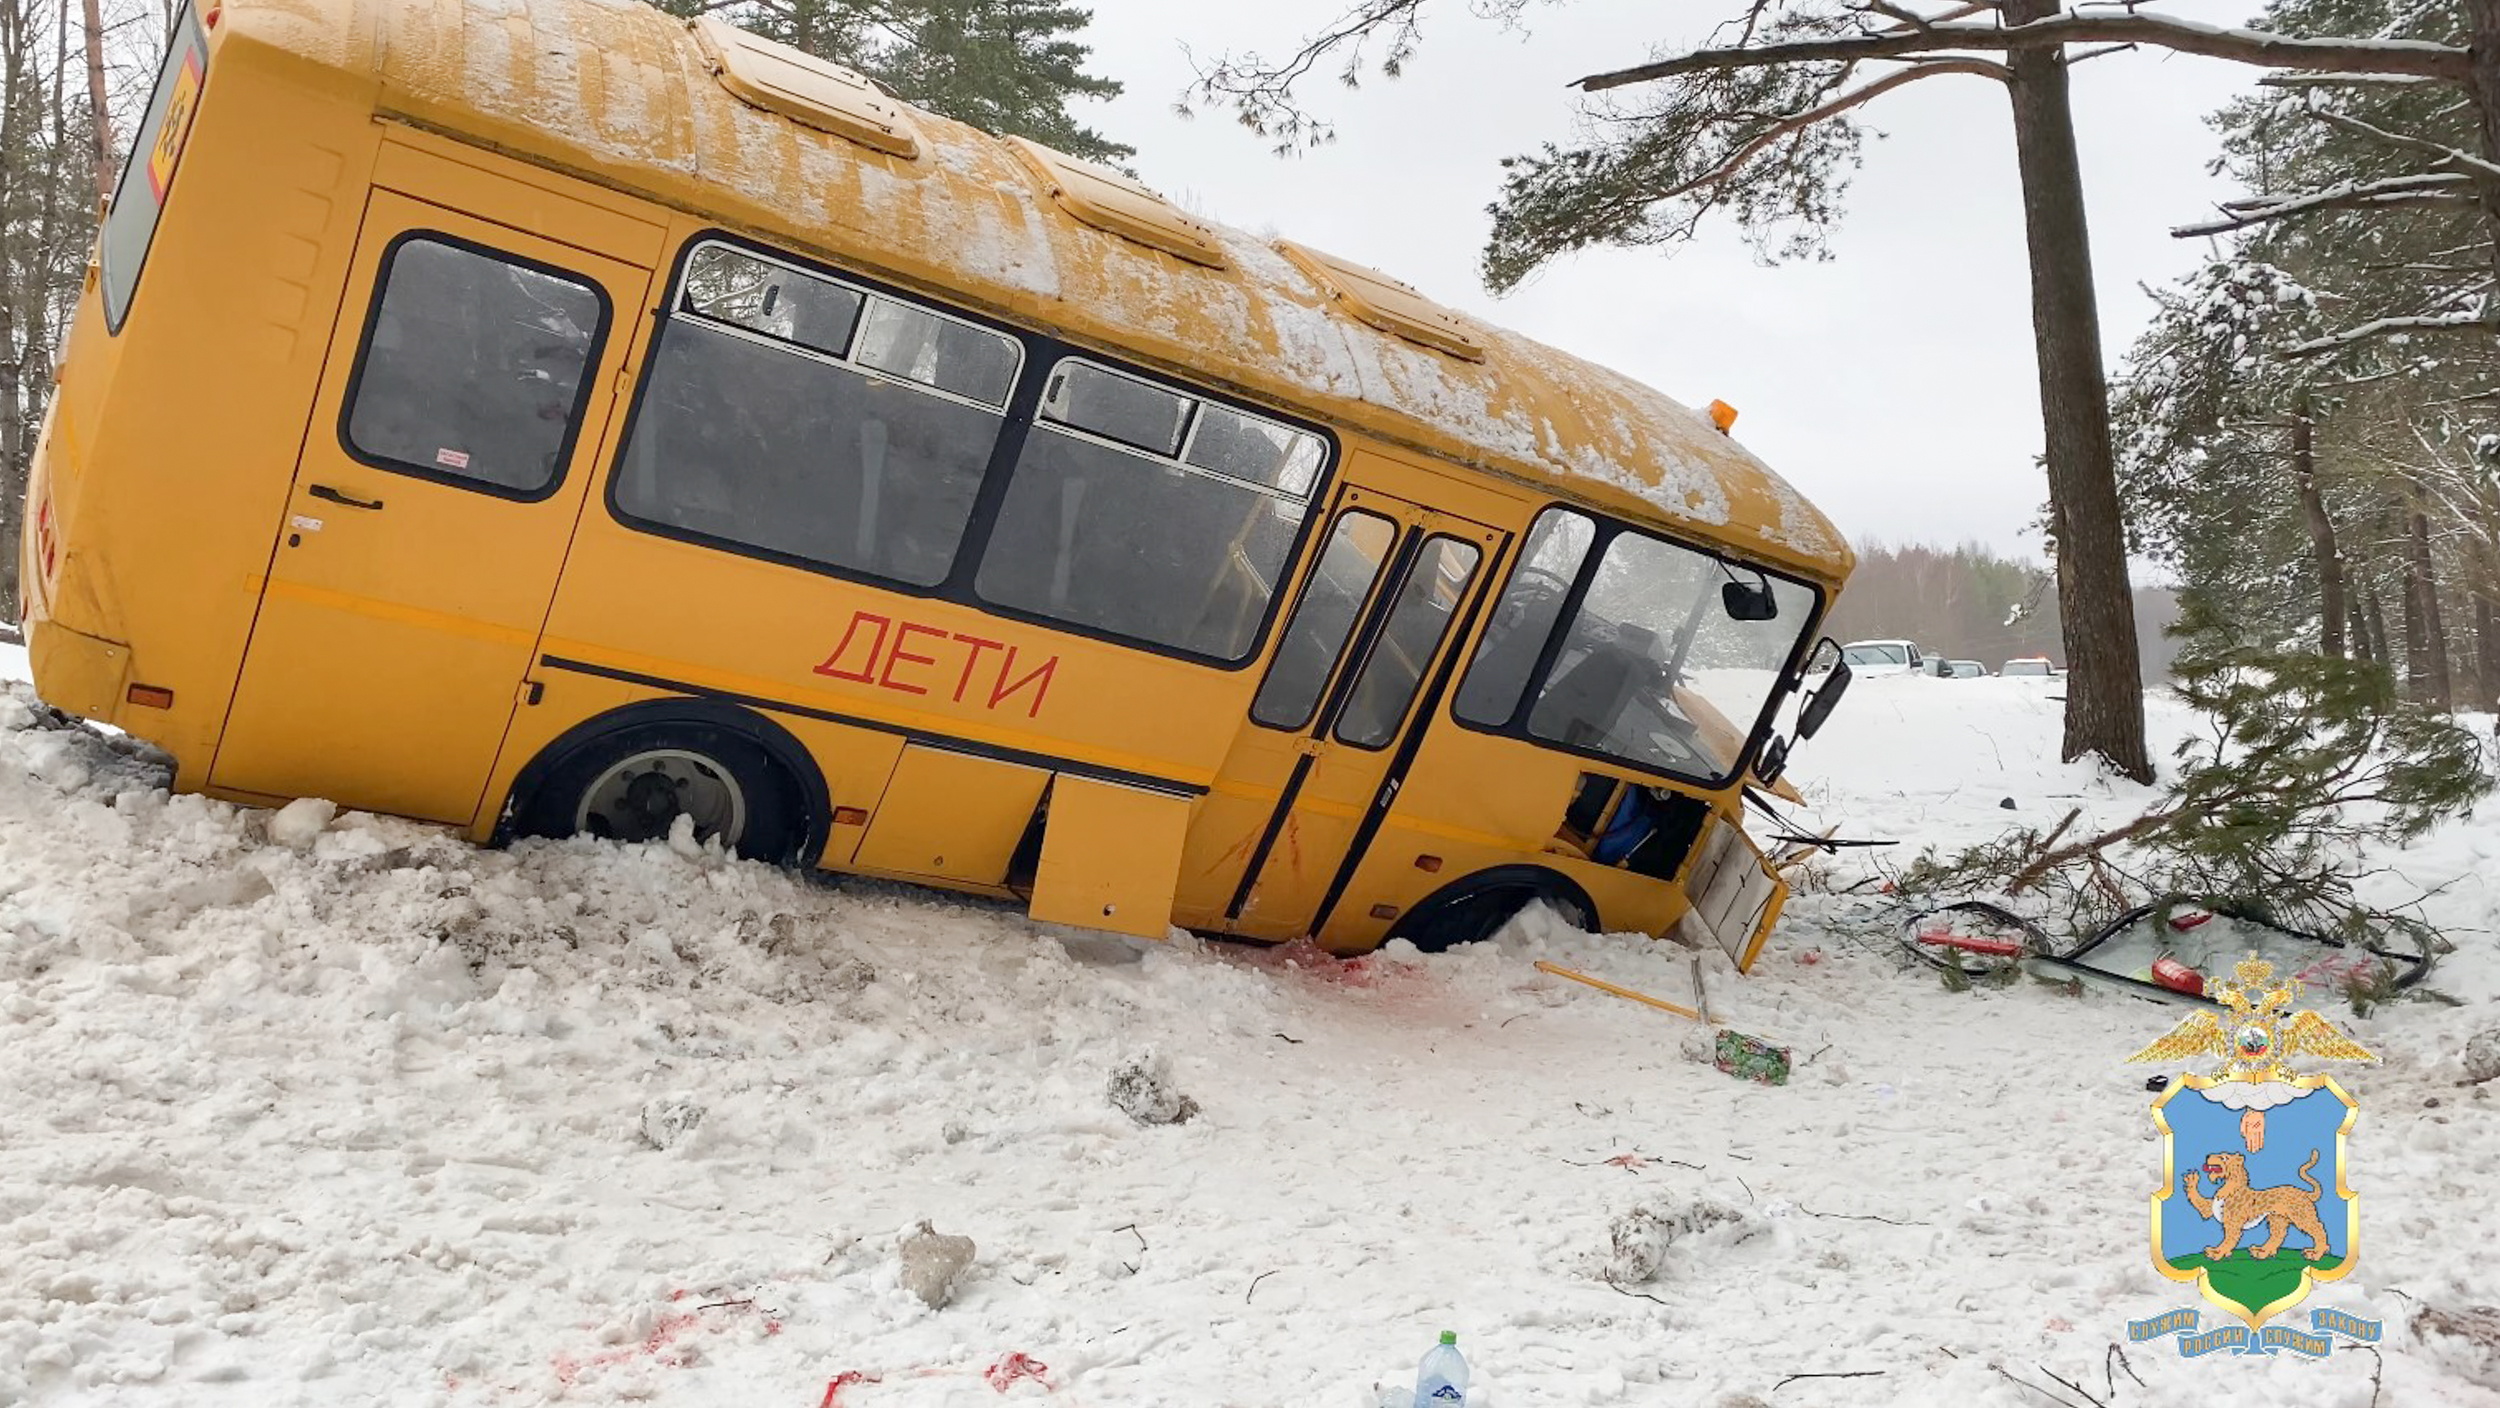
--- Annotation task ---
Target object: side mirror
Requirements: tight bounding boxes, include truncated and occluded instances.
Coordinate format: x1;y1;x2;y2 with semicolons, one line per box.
1798;654;1852;739
1721;578;1778;622
1755;734;1791;786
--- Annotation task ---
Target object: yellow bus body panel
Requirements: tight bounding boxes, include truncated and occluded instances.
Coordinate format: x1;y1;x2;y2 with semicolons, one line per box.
851;746;1049;886
1029;778;1192;940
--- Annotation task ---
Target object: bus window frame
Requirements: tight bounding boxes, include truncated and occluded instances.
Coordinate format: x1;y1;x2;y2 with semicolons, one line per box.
600;228;1341;674
99;0;208;334
332;228;616;505
1328;532;1483;753
1248;505;1400;733
1446;503;1828;792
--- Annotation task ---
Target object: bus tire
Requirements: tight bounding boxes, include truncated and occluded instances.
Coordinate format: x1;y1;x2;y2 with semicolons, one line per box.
1387;866;1597;953
508;708;819;865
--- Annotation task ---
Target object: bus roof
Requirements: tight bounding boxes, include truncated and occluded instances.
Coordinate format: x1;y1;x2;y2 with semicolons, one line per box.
235;0;1851;581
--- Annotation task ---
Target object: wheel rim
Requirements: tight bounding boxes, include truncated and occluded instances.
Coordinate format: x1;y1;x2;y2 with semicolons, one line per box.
574;748;748;848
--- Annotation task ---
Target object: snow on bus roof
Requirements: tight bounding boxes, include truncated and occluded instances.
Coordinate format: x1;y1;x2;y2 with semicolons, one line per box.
249;0;1850;576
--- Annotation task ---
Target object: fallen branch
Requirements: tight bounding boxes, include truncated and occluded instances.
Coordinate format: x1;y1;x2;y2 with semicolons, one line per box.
1245;1269;1278;1303
1795;1201;1929;1227
2040;1363;2109;1407
1772;1369;1885;1391
2103;1342;2144;1399
1602;1273;1669;1305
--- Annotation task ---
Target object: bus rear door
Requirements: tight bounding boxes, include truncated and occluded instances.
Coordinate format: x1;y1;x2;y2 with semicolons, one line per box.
1205;487;1504;941
210;179;655;824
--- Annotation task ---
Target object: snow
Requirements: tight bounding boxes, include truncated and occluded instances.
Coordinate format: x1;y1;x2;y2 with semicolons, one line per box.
2;662;2498;1405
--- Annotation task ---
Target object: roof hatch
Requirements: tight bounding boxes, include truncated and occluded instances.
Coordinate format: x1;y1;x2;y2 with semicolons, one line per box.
1275;240;1486;362
690;17;921;160
1005;137;1228;269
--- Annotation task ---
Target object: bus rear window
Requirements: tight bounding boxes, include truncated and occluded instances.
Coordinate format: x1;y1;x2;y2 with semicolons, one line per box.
100;3;208;331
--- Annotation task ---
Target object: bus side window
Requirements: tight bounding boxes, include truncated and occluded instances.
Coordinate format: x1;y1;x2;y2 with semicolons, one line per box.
1453;506;1596;727
342;237;607;498
613;241;1020;588
1249;509;1397;730
975;358;1327;662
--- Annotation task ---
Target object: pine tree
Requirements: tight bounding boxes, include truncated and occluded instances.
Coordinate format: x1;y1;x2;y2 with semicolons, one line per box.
648;0;1130;164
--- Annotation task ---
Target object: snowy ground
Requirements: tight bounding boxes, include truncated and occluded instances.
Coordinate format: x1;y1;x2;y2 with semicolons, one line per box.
1;660;2497;1407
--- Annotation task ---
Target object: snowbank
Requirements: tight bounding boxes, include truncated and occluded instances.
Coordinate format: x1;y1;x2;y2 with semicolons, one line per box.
0;665;2495;1405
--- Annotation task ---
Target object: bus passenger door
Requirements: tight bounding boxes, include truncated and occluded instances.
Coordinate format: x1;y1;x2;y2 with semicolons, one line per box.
210;189;653;824
1215;491;1503;942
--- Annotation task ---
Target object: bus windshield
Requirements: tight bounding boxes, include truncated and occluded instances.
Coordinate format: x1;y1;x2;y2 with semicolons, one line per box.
1455;508;1818;786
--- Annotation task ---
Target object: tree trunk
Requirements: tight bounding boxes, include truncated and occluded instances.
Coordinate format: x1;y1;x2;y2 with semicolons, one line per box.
2406;485;2453;709
2476;573;2498;710
2474;498;2500;709
79;0;103;198
2402;550;2426;699
2362;568;2393;674
2471;0;2500;299
2288;398;2344;658
0;0;26;622
2002;0;2150;782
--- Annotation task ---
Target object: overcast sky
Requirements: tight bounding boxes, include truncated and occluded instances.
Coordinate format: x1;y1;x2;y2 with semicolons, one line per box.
1074;0;2266;562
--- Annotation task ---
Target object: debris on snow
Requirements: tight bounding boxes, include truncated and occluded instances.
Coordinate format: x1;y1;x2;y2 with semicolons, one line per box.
266;795;336;848
639;1097;706;1151
2464;1027;2500;1085
2411;1303;2500;1389
1605;1197;1753;1284
897;1221;977;1309
1107;1053;1200;1126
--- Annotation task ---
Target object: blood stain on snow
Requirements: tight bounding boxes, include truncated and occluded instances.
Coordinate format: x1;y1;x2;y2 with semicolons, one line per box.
982;1351;1051;1392
548;1308;705;1388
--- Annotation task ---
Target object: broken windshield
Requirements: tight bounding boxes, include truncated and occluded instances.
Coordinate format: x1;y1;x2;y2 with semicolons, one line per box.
1454;506;1820;787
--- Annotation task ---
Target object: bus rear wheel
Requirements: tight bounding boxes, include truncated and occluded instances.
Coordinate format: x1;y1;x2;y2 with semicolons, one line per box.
517;723;801;862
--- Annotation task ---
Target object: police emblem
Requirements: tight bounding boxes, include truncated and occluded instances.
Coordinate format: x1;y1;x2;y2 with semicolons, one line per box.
2123;956;2385;1357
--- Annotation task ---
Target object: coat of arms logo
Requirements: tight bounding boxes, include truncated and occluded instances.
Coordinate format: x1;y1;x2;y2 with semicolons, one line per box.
2122;956;2385;1357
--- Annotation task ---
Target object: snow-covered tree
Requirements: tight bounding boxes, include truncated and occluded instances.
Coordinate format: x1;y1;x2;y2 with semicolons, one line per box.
649;0;1131;164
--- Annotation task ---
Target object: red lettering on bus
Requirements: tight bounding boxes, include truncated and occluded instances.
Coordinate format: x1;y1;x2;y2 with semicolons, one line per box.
989;648;1057;719
813;617;1057;716
950;634;1003;703
812;611;890;683
878;622;946;696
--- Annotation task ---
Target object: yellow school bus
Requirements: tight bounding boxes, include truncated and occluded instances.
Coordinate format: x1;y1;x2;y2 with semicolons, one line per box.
19;0;1854;966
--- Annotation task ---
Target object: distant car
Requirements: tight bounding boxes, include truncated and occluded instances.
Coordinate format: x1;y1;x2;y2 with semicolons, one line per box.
2002;657;2057;677
1840;639;1925;677
1948;660;1987;679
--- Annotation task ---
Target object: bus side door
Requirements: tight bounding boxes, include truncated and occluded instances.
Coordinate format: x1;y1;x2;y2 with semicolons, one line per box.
210;182;655;824
1204;488;1503;941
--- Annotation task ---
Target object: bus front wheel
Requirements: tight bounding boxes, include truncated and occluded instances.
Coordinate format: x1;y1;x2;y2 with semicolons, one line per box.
515;722;803;862
1388;867;1597;953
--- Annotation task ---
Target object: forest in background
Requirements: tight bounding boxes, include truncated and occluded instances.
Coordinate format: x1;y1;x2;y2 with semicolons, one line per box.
1822;541;2183;679
2115;0;2500;713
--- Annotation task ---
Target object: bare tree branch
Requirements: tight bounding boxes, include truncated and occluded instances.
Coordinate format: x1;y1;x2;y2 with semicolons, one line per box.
2308;108;2500;186
2170;172;2474;237
1653;57;2009;204
1575;13;2471;92
2260;71;2442;90
2285;308;2499;358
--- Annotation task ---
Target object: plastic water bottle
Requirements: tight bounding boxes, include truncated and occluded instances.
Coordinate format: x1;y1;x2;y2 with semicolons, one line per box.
1413;1330;1468;1406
